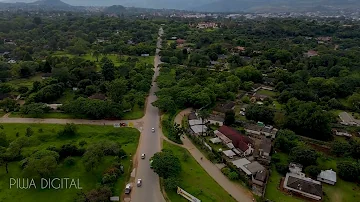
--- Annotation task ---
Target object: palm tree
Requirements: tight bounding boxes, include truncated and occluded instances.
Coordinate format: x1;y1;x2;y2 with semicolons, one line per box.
198;109;210;136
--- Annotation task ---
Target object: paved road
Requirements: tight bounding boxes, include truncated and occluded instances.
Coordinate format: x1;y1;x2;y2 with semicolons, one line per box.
130;27;166;202
163;108;254;202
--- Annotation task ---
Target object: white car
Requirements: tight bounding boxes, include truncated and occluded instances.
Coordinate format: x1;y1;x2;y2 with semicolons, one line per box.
137;179;142;187
151;128;155;133
141;153;146;159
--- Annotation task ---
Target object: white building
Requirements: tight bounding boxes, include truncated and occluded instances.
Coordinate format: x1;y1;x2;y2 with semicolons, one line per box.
317;169;337;185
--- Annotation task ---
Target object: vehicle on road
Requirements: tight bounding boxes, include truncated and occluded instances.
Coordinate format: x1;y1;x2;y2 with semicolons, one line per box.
120;123;127;127
141;153;146;159
125;183;131;194
151;128;155;132
137;179;142;187
150;160;153;168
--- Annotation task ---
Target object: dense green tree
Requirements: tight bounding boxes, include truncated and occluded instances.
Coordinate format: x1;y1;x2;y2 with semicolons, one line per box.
337;161;359;182
108;78;128;103
151;150;181;179
246;104;274;124
289;146;318;167
83;143;104;171
224;110;235;126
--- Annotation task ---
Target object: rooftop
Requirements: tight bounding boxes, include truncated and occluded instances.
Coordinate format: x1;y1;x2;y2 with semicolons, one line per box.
219;125;253;152
317;169;337;183
260;138;272;154
285;173;323;199
243;161;265;175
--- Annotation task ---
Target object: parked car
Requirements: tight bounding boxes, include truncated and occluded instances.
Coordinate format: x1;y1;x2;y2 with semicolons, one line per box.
125;183;131;194
137;179;142;187
141;153;145;159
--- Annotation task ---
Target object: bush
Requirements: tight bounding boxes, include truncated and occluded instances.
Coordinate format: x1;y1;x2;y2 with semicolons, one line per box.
59;144;84;159
305;165;321;178
228;171;239;180
275;163;289;175
102;174;117;184
64;157;76;166
58;123;77;138
79;140;87;147
164;177;180;191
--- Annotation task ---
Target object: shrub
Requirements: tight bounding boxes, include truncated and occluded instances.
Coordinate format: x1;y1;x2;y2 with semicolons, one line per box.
78;140;87;147
275;163;289;175
58;123;77;138
164;177;180;191
305;165;321;178
64;157;76;166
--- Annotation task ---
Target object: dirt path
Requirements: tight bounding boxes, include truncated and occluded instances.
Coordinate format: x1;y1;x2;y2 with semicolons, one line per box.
163;108;254;202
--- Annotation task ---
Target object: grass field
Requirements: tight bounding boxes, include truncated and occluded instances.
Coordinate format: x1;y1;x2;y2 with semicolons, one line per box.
9;112;79;119
7;74;42;89
163;141;236;202
257;89;276;97
0;124;140;202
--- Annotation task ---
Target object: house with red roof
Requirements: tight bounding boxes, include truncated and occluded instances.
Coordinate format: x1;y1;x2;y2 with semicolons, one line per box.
218;125;254;156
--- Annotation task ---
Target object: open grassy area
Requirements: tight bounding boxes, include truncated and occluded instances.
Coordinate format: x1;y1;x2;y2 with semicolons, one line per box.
0;124;140;202
122;104;144;120
9;112;80;119
163;141;236;202
6;74;42;89
257;89;276;97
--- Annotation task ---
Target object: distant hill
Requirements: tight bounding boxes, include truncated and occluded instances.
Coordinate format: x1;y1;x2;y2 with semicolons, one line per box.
29;0;70;7
191;0;360;12
103;5;126;14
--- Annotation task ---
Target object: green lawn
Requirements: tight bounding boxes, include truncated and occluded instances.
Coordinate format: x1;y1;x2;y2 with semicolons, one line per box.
9;112;80;119
6;74;42;89
122;104;144;120
163;141;236;202
257;89;276;97
0;124;140;202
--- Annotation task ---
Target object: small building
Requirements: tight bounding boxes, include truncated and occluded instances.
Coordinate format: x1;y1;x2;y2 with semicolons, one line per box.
243;161;265;175
283;172;323;201
252;169;268;187
42;73;52;79
170;36;177;40
259;138;271;157
88;93;106;100
219;125;254;156
72;87;78;91
189;119;204;126
210;137;221;144
190;125;207;135
234;46;246;52
304;50;318;57
141;53;150;57
214;101;235;113
206;115;224;126
317;169;337;185
7;59;16;64
223;150;236;159
231;158;252;175
46;104;63;110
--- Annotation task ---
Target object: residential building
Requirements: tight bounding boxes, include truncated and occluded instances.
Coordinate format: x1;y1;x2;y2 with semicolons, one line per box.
231;158;252;175
283;172;323;200
223;150;236;159
42;73;52;79
88;93;106;100
7;59;16;64
190;125;207;135
214;101;235;113
176;39;186;45
188;112;198;120
259;138;272;157
317;169;337;185
206;115;224;126
218;125;254;156
196;22;217;29
214;130;232;144
332;129;352;137
141;54;150;57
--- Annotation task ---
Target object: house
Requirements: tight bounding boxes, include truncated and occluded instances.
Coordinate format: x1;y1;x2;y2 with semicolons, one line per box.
304;50;318;57
317;169;337;185
72;87;78;91
252;169;268;187
316;36;332;42
283;172;323;200
223;150;236;159
88;93;106;100
190;125;207;135
214;130;232;144
243;161;265;175
46;104;62;110
7;60;16;64
176;39;186;45
231;158;252;175
259;138;271;157
218;125;254;156
214;101;235;113
210;137;222;144
244;124;263;135
170;36;177;40
41;73;52;79
251;93;268;101
141;54;150;57
189;119;203;126
206;115;224;126
4;39;16;45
